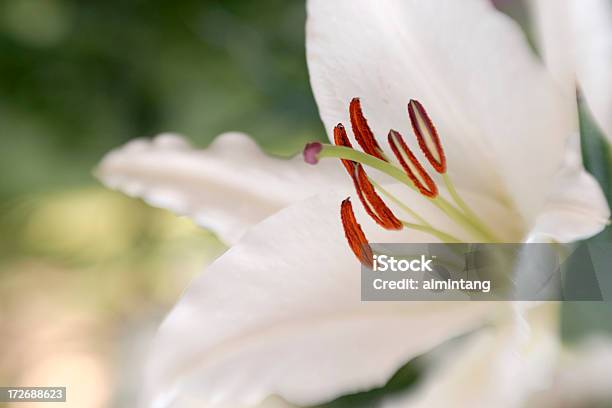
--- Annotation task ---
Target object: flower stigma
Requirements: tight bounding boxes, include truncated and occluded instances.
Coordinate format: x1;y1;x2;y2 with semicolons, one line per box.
303;142;323;164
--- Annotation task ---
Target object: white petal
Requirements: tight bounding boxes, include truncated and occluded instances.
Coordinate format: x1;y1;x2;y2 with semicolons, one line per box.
528;0;578;100
527;135;610;243
96;132;346;244
529;0;612;143
306;0;574;224
571;0;612;143
143;186;514;407
528;336;612;407
382;303;560;408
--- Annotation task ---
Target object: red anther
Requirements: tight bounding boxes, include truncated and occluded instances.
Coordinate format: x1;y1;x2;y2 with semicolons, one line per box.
353;165;402;230
334;123;352;148
333;124;402;230
334;123;354;174
408;99;447;173
349;98;387;161
388;130;438;198
340;198;374;268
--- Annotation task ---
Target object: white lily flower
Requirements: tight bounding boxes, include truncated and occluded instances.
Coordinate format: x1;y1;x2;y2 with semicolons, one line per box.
96;0;610;407
529;0;612;143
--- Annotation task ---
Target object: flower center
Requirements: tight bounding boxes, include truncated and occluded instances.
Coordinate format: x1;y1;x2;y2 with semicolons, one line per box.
304;98;499;265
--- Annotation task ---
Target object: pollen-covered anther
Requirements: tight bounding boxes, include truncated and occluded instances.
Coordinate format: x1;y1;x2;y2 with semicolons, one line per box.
349;98;387;161
408;99;447;173
340;198;374;268
334;123;401;230
352;164;402;230
334;123;355;174
388;129;438;198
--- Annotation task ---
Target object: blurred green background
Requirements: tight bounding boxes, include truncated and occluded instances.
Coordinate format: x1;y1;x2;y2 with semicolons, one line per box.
0;1;323;407
1;1;612;407
0;0;323;199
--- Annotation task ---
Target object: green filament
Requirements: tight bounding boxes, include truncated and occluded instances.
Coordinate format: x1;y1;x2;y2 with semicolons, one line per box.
318;143;500;242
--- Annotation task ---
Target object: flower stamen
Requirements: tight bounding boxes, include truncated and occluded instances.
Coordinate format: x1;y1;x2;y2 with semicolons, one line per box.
334;124;402;230
388;129;438;198
305;98;501;245
353;164;403;230
408;99;446;173
340;198;374;268
333;123;355;173
350;98;387;161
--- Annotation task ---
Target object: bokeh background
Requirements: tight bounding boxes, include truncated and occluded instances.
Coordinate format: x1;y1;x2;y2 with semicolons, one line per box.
1;1;611;407
0;1;322;407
